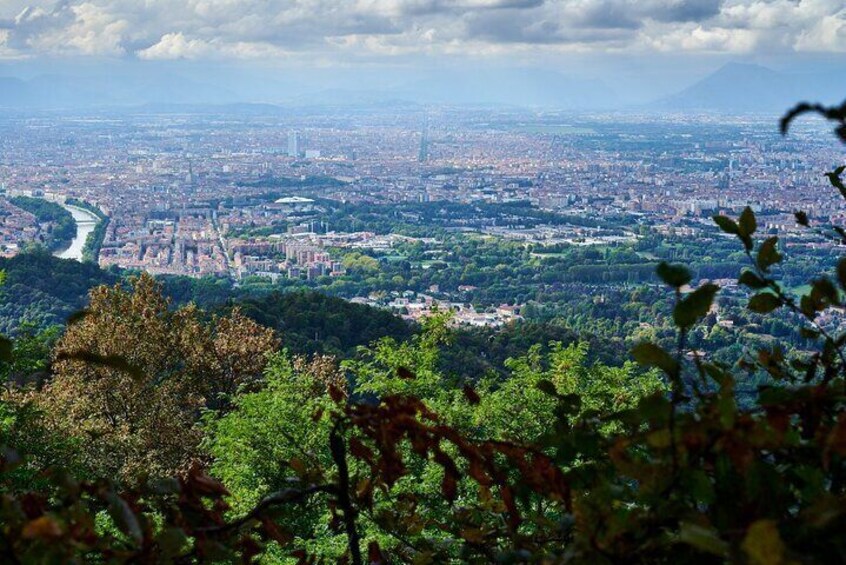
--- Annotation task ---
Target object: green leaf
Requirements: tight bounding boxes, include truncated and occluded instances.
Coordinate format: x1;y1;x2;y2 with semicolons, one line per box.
631;343;678;376
756;237;782;271
635;393;671;425
838;257;846;292
673;283;719;329
748;293;780;314
679;522;729;557
536;379;557;396
656;262;691;288
702;363;734;388
742;520;785;565
197;540;235;562
66;309;91;326
825;166;846;199
55;351;143;380
156;527;189;558
683;469;715;504
809;278;840;309
717;390;736;429
0;336;12;364
800;327;820;340
713;215;739;235
105;493;143;544
738;207;757;237
795;211;809;226
738;270;767;289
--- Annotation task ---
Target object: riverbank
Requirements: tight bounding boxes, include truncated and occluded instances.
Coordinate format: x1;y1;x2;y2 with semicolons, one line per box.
11;196;77;253
54;204;100;262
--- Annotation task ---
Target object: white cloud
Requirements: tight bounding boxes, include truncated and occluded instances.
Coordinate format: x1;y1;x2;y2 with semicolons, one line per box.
0;0;842;61
138;32;291;60
0;29;26;59
795;12;846;52
137;32;212;60
642;22;760;53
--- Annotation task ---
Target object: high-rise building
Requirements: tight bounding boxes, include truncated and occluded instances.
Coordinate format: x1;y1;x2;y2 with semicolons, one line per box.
185;159;195;186
418;117;429;163
288;131;299;157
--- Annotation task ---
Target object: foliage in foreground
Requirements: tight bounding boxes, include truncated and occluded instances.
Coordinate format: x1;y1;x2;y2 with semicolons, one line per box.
20;273;278;484
1;102;846;562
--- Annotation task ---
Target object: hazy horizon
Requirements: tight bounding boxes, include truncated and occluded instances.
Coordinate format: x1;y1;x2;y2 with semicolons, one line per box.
0;1;844;110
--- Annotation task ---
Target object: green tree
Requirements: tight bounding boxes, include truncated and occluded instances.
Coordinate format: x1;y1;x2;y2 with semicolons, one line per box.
206;352;346;559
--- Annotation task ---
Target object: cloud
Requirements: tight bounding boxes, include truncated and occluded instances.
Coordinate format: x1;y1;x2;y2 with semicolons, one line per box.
0;0;841;61
0;29;26;59
794;12;846;52
649;0;725;23
643;23;759;53
137;32;212;60
138;32;291;60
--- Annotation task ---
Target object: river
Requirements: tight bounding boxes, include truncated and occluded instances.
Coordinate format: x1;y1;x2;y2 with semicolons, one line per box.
54;204;100;262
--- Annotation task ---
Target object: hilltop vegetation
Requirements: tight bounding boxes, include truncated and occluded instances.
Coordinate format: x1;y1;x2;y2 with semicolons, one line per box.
0;252;412;355
0;249;117;334
235;291;413;358
0;251;627;375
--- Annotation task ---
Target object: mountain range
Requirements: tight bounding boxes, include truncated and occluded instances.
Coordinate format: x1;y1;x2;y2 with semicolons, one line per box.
0;63;842;112
655;63;846;112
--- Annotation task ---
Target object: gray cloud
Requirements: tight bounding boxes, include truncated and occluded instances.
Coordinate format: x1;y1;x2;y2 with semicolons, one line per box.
649;0;725;22
0;0;842;61
402;0;546;15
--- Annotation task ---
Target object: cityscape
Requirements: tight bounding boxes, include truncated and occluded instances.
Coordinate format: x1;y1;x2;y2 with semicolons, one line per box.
0;106;841;325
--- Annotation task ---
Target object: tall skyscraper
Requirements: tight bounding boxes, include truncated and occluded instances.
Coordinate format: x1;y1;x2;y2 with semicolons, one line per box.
418;115;429;163
288;130;299;157
185;159;195;186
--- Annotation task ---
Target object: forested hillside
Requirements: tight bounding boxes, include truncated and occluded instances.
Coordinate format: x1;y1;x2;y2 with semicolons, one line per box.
0;103;845;563
0;250;621;375
234;291;413;357
0;251;412;355
0;249;117;334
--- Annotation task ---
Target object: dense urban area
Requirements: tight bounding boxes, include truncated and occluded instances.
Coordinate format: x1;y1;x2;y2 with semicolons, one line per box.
0;107;841;330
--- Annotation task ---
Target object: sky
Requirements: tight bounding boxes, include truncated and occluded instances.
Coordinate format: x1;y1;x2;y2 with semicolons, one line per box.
0;1;844;106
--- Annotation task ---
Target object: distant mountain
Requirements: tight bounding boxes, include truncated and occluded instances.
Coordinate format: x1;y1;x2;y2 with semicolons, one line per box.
289;88;420;108
657;62;846;113
397;68;620;109
0;78;32;107
0;74;239;110
0;68;620;110
279;68;620;109
132;102;294;116
9;63;844;113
